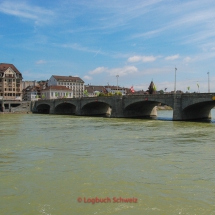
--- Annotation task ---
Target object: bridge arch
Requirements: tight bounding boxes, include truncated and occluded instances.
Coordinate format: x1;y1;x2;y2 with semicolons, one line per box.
81;101;112;117
55;102;76;115
124;100;160;118
182;101;215;120
36;103;50;114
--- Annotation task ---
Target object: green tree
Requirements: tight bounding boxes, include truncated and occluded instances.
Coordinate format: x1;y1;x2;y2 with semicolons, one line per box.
107;92;113;96
84;90;89;96
115;91;122;96
98;92;105;97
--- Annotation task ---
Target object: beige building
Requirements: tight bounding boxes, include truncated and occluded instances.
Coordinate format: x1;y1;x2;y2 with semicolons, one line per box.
41;86;73;99
84;85;107;97
0;63;23;100
22;80;38;89
48;75;84;98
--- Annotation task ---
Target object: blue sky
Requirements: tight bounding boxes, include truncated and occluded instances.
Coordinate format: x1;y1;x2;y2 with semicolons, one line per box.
1;0;215;92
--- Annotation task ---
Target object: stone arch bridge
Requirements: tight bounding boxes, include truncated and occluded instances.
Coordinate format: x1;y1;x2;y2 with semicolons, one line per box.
32;93;215;121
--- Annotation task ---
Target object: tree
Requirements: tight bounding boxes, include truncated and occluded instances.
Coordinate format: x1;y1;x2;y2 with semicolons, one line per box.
158;90;164;94
84;90;89;97
107;92;113;96
115;91;122;96
98;92;105;97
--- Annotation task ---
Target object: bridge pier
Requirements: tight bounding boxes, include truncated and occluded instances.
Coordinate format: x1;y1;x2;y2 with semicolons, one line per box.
173;94;183;121
49;106;55;114
110;96;124;117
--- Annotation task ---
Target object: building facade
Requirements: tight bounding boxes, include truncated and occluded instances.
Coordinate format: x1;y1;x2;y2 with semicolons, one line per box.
22;80;38;89
0;63;23;100
22;85;40;101
41;86;73;99
84;85;107;97
48;75;84;98
104;86;128;95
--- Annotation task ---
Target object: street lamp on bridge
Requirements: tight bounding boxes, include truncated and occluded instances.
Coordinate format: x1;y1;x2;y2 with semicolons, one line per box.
116;75;119;93
207;72;210;93
174;67;177;94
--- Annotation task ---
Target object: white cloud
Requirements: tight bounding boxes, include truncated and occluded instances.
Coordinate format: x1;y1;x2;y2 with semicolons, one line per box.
83;75;92;80
0;1;54;25
165;54;179;61
108;66;138;76
127;56;142;63
89;67;107;75
36;60;46;65
61;43;106;56
128;55;156;63
89;66;138;77
184;57;192;63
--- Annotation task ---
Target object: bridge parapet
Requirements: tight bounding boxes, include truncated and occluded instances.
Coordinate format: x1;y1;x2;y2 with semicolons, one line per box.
32;93;215;121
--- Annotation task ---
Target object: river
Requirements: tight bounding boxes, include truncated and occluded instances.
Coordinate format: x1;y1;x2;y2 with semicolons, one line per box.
1;110;215;215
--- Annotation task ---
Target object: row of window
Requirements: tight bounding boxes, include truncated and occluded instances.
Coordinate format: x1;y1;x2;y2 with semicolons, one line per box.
2;88;20;92
0;79;21;82
42;92;73;97
4;74;19;78
0;84;20;87
57;82;83;86
1;93;21;96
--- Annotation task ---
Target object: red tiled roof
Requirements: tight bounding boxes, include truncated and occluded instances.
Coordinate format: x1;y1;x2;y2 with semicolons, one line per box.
85;85;107;93
53;75;84;83
0;63;22;76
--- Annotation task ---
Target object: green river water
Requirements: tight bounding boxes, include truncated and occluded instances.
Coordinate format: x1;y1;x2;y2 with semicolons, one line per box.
0;110;215;215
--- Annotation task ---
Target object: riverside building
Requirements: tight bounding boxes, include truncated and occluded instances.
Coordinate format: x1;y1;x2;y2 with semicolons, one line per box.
0;63;23;100
48;75;84;98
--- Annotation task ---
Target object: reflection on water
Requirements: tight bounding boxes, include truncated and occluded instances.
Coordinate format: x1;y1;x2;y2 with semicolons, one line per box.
0;110;215;214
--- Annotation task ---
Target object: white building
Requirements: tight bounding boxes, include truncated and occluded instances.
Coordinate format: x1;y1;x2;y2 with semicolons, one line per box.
48;75;84;98
41;86;73;99
104;86;127;95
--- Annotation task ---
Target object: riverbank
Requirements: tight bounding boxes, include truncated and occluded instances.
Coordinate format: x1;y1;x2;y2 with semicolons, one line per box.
0;111;32;114
157;105;172;110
